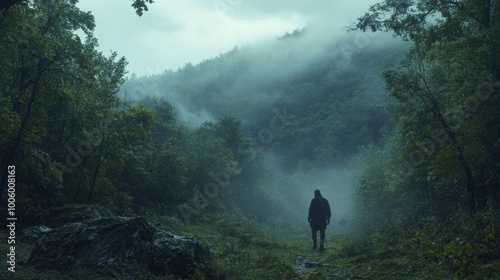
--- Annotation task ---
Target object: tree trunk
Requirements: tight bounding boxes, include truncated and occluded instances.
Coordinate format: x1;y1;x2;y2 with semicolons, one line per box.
87;136;107;203
0;78;40;206
461;158;477;214
417;69;477;214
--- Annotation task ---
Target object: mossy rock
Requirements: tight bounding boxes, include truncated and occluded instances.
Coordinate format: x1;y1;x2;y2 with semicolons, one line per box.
28;216;220;279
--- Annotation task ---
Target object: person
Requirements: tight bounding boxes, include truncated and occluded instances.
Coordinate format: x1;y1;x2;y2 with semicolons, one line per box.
308;189;331;250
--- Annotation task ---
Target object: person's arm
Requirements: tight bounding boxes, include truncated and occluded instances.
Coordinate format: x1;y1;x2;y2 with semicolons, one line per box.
325;200;331;225
308;200;313;223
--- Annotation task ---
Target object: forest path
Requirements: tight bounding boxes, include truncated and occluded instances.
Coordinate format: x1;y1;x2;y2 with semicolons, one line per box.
293;250;330;278
291;237;351;279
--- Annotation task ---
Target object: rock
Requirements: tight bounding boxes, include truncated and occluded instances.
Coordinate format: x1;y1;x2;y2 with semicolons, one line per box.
19;225;52;244
28;216;218;279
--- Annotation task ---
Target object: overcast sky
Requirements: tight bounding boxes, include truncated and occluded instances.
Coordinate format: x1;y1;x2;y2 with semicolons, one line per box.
76;0;378;77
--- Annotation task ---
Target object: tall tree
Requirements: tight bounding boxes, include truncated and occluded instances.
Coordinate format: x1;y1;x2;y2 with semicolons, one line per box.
0;0;96;206
0;0;141;212
354;0;500;213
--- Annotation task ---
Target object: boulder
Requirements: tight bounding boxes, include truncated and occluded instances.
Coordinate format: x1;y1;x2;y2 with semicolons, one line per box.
28;216;218;279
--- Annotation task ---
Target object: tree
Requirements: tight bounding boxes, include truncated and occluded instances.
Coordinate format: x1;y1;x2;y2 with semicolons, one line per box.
0;0;97;207
383;48;479;213
0;0;155;16
85;105;152;203
139;97;190;206
131;0;155;16
354;0;500;213
0;0;150;213
353;0;500;78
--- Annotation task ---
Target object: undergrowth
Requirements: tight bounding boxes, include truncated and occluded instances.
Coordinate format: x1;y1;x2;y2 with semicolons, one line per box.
309;208;500;279
1;207;499;279
148;210;304;279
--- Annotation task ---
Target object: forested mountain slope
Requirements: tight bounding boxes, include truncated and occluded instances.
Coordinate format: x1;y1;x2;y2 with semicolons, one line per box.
118;31;409;229
121;30;408;171
2;0;500;278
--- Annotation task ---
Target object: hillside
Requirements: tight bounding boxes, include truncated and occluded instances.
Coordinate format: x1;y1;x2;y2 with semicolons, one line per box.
1;1;499;279
118;30;409;228
121;31;408;171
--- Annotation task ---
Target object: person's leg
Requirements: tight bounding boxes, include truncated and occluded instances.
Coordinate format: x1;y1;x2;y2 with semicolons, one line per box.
311;227;318;249
319;229;325;250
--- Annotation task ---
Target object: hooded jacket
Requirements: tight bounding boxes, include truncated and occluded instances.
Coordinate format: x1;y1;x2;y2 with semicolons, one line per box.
308;189;331;230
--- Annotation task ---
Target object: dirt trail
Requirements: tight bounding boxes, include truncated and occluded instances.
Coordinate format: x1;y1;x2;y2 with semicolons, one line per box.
291;237;351;279
292;250;331;279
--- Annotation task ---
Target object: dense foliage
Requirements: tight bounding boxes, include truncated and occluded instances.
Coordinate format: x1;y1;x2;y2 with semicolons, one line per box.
0;0;157;222
353;0;500;224
1;0;499;278
350;0;500;275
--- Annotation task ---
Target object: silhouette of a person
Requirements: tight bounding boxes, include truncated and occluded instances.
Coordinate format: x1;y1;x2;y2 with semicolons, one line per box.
308;189;331;250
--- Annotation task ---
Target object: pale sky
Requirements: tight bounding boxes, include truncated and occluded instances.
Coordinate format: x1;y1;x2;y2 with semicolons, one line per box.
76;0;378;77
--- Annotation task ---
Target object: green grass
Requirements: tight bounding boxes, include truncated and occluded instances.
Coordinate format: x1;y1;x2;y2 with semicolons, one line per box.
2;210;500;279
149;212;306;279
293;230;500;280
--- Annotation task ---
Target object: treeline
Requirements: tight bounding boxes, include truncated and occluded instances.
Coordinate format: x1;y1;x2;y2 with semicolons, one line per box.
121;30;408;173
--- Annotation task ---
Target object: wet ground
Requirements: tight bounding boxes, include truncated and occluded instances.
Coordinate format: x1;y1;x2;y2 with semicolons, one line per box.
293;250;331;279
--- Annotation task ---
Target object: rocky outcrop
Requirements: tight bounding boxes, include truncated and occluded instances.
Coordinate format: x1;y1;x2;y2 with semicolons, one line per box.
28;215;218;279
19;205;113;245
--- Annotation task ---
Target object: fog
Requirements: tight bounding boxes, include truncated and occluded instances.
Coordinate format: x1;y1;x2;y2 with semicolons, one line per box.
4;0;496;277
293;165;364;235
77;0;382;76
119;21;407;234
121;25;399;125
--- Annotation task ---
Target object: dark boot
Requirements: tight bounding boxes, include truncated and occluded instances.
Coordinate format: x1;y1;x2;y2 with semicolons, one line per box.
312;229;317;249
319;229;325;250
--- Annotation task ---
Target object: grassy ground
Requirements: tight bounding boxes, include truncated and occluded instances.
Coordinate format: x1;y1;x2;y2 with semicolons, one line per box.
145;212;500;279
1;212;500;279
151;212;305;279
288;231;500;280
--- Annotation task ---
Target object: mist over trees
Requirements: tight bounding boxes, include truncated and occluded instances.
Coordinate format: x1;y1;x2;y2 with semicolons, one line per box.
353;0;500;223
119;29;409;229
0;0;408;231
121;30;407;168
1;0;499;278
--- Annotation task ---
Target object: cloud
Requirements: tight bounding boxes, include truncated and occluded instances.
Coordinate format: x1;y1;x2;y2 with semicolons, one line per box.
229;0;379;26
139;0;305;73
77;0;381;76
